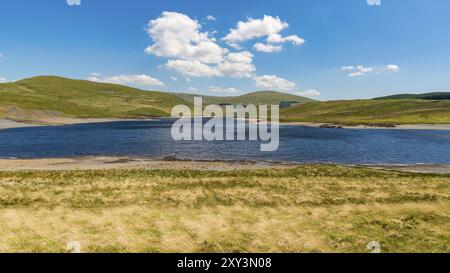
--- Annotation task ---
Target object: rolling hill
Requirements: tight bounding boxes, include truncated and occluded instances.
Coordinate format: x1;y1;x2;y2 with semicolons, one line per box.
0;76;188;121
281;99;450;125
375;92;450;100
176;91;315;106
0;76;312;123
2;76;450;125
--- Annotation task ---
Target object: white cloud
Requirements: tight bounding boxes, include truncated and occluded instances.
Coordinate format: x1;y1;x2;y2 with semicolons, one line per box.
348;71;364;77
228;43;242;50
253;75;296;91
0;53;3;58
342;64;400;77
66;0;81;6
145;11;227;64
296;89;321;98
0;77;9;83
209;86;240;94
206;15;216;21
266;34;304;45
223;15;304;52
384;64;400;72
146;12;256;79
223;16;288;43
254;43;283;53
188;87;199;92
217;51;256;78
88;73;164;88
166;51;255;78
170;76;178;82
165;59;220;77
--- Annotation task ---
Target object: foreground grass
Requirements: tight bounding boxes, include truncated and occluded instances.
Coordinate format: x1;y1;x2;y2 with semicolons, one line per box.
0;166;449;253
281;99;450;125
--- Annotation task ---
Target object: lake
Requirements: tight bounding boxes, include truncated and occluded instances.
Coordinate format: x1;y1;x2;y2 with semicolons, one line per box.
1;119;450;165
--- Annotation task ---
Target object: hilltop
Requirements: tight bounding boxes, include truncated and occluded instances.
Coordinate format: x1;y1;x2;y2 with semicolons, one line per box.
375;92;450;100
0;76;187;122
281;99;450;125
0;76;314;124
176;91;315;106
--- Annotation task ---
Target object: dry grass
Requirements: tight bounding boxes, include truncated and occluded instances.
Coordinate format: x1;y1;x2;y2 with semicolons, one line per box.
0;165;449;253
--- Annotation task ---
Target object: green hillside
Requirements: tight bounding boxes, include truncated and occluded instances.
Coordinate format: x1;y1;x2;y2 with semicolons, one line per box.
281;99;450;125
176;91;315;105
375;92;450;100
0;76;187;120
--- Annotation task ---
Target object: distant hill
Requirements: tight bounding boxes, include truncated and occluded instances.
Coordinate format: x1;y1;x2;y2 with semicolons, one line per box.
0;76;187;121
176;91;315;106
375;92;450;100
281;99;450;125
0;76;313;123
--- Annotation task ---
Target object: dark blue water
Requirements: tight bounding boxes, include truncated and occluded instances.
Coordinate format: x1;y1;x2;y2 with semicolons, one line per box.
1;119;450;164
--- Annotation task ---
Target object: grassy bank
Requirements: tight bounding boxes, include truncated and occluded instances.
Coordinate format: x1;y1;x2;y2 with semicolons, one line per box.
0;165;449;253
281;99;450;125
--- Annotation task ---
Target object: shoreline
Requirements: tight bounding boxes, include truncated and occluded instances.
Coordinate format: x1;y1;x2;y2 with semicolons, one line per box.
281;121;450;130
0;118;155;130
0;156;449;174
2;118;450;131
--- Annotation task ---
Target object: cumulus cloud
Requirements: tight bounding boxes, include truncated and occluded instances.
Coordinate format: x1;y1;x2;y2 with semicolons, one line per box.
223;16;288;43
146;12;256;79
188;87;199;92
253;75;296;91
66;0;81;6
209;86;240;94
170;76;178;82
88;73;164;88
165;59;220;77
217;51;256;78
253;43;283;53
384;64;400;72
0;77;9;83
145;11;227;64
296;89;321;98
223;15;304;53
165;51;256;78
341;64;400;77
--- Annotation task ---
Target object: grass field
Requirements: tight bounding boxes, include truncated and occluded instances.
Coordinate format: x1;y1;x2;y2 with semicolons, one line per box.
0;165;449;253
281;99;450;125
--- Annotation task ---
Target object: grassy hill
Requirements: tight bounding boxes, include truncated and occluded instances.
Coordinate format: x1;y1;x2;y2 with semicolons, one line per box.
2;76;449;125
0;77;314;123
281;99;450;125
375;92;450;100
176;91;315;105
0;76;188;120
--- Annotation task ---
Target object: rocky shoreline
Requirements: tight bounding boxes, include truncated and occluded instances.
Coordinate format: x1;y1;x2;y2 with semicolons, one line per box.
0;156;449;174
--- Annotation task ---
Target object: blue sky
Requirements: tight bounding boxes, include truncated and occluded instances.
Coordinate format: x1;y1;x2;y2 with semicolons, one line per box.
0;0;450;100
